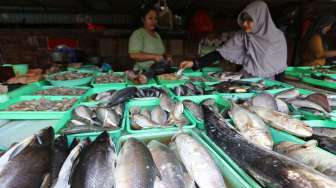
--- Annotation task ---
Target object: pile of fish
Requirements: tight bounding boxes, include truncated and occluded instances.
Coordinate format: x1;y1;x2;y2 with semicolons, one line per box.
208;79;282;93
204;106;336;187
309;127;336;155
62;104;124;134
172;82;205;96
130;94;189;130
50;71;93;81
35;87;87;96
91;87;164;103
207;72;243;82
313;66;336;74
157;73;181;80
116;133;226;188
188;76;211;82
94;73;125;84
5;97;77;111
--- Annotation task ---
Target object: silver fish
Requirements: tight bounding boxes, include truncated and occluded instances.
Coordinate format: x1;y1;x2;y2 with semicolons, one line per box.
275;98;289;114
287;99;330;115
275;140;336;179
141;108;152;120
175;133;226;188
249;106;313;137
148;140;185;188
275;88;300;99
313;127;336;138
182;100;204;122
96;108;120;128
173;102;184;119
251;93;278;111
72;105;95;125
229;103;273;150
115;138;160;188
52;141;88;188
151;106;168;125
133;114;159;129
160;93;175;113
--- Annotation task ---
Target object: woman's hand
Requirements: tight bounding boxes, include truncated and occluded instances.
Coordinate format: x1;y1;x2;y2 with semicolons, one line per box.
179;61;194;69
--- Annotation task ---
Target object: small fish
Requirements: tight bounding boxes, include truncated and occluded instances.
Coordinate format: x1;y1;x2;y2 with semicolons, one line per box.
151;106;168;125
313;127;336;138
275;98;289;114
251;93;278;111
311;135;336;155
287;99;330;116
96;108;120;128
160;94;175;113
182;100;204;122
133;114;159;129
275;88;300;99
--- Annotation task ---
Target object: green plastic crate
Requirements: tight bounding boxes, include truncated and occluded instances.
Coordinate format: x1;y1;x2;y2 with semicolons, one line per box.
304;120;336;128
125;98;196;134
201;66;224;73
91;72;127;88
285;66;312;78
177;95;231;129
116;129;252;188
32;86;90;96
54;102;125;144
156;75;188;85
0;96;79;119
46;70;95;86
302;76;336;90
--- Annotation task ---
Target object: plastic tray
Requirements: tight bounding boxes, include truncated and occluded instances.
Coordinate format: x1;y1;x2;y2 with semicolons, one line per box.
46;70;94;86
286;66;336;79
125;98;196;134
0;96;79;119
177;95;231;129
156;75;188;85
304;120;336;128
116;129;252;188
91;72;127;88
54;102;125;144
302;76;336;90
201;66;224;73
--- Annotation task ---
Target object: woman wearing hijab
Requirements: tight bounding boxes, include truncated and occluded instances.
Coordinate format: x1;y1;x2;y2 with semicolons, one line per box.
301;14;336;66
179;1;287;79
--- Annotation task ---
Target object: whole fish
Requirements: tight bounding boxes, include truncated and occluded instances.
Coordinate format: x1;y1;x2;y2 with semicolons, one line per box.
0;127;54;188
69;119;87;127
52;140;88;188
175;133;226;188
251;93;278;111
115;138;160;188
275;88;300;99
229;103;273;150
275;140;336;178
133;114;159;129
275;98;289;114
50;136;69;186
71;131;116;188
204;105;336;188
173;102;184;119
72;105;95;125
287;99;329;116
148;140;185;188
249;106;313;137
62;125;106;135
106;87;137;106
160;93;175;113
313;127;336;138
151;106;168;125
96;108;120;128
311;135;336;155
182;100;204;122
94;91;114;101
306;93;332;112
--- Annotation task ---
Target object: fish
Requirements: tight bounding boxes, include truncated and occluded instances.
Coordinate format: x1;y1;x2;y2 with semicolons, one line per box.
306;93;332;112
310;135;336;155
35;87;87;96
133;114;160;129
313;127;336;138
0;127;54;188
151;106;168;125
229;103;273;150
160;93;175;113
249;106;313;137
207;72;243;82
94;73;124;84
52;140;89;188
251;93;278;111
182;100;204;122
141;108;152;119
173;102;184;119
115;138;160;188
96;108;120;128
135;87;163;98
71;131;116;188
204;105;336;188
50;136;69;186
175;133;226;188
94;90;115;101
275;88;300;99
275;140;336;178
172;83;204;96
106;87;137;106
72;105;95;125
287;99;330;116
51;71;92;81
148;140;186;188
5;97;77;111
275;98;290;114
62;125;106;135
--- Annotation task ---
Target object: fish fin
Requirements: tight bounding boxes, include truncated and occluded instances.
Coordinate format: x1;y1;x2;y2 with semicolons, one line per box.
7;136;35;161
40;173;51;188
304;140;318;148
68;156;81;185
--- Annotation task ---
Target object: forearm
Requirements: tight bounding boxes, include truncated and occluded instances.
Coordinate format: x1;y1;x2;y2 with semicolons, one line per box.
129;52;162;62
193;51;223;70
319;51;336;58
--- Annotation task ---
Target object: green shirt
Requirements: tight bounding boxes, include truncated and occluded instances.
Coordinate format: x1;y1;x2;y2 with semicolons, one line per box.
128;28;165;71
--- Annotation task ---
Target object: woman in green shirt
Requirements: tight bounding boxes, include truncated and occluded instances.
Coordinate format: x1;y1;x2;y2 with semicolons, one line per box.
128;7;170;71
